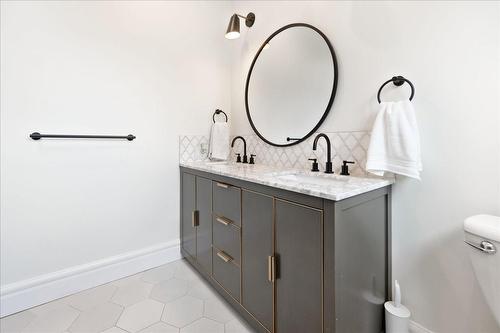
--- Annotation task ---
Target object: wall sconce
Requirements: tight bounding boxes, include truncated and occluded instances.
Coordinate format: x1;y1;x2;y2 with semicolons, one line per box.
225;12;255;40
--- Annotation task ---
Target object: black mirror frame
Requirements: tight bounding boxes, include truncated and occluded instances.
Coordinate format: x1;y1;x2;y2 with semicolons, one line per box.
245;23;338;147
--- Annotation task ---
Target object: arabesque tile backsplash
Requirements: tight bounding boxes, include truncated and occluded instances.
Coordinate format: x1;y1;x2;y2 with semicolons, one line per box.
179;131;371;176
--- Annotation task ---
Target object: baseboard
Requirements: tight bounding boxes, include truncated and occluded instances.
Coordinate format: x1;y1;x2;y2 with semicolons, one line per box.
0;240;181;317
410;320;435;333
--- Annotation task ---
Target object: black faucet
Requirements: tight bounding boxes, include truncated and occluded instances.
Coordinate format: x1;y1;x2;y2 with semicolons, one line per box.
231;136;248;163
312;133;333;173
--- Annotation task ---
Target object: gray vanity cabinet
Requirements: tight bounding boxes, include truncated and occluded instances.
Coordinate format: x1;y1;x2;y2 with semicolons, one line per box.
275;199;323;333
180;172;212;273
180;167;390;333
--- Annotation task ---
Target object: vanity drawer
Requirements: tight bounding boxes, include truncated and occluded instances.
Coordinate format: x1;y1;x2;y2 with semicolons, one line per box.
213;182;241;226
213;215;240;265
212;247;240;301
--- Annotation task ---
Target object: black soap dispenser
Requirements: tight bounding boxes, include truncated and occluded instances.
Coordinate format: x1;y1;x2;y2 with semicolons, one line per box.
340;160;355;175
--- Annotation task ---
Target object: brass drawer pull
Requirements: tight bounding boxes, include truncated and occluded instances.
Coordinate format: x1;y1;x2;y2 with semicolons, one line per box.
191;210;199;227
268;256;275;282
216;182;229;189
216;251;233;263
216;216;232;226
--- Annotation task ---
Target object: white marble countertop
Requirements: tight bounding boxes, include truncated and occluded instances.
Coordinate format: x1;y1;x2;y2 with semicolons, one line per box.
180;161;394;201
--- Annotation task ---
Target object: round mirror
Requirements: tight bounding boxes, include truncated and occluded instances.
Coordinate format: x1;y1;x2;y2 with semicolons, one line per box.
245;23;338;147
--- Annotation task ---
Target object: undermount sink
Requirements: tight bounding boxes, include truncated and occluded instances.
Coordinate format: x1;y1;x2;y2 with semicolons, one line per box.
203;160;230;165
272;172;349;187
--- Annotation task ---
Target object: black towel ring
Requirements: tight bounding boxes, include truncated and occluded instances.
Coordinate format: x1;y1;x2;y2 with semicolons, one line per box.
377;76;415;103
212;109;228;123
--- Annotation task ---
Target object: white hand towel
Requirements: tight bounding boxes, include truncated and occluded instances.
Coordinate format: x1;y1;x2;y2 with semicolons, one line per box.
208;122;230;161
366;100;422;179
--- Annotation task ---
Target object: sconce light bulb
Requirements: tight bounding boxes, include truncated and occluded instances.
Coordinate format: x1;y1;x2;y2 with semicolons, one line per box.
225;31;240;40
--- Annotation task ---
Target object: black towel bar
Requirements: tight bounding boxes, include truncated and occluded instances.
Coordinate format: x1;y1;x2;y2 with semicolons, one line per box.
377;76;415;103
30;132;136;141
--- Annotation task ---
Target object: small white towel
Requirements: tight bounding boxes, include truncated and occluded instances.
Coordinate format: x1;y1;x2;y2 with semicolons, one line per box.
208;122;230;161
366;100;422;179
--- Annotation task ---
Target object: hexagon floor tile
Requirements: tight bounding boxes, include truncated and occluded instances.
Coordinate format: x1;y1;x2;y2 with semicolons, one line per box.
111;279;154;307
68;302;123;333
141;263;176;284
22;304;80;333
173;261;203;283
1;259;257;333
116;299;164;332
0;310;37;333
138;322;179;333
66;284;117;311
187;280;219;301
101;327;129;333
29;297;72;317
180;318;224;333
161;295;203;328
204;298;236;324
225;318;255;333
111;272;145;288
150;278;190;303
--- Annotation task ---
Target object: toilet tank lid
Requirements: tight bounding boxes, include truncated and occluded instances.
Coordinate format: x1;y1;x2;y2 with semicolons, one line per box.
464;214;500;242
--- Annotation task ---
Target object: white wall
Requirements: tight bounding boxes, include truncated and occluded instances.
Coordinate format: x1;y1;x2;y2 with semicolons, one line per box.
1;0;231;292
229;1;500;332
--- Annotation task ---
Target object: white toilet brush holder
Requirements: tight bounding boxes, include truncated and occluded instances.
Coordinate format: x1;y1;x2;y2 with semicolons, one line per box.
385;280;411;333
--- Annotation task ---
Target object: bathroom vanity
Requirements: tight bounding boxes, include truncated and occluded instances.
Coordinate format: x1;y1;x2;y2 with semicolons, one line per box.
179;162;392;333
179;20;393;333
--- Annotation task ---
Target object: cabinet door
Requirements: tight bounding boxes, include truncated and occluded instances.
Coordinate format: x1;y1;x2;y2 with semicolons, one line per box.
241;190;273;332
196;176;212;273
181;172;196;258
275;199;323;333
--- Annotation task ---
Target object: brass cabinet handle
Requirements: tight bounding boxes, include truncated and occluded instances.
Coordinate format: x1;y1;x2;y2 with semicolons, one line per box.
191;210;199;227
216;251;233;263
216;182;229;189
216;216;232;226
268;256;275;282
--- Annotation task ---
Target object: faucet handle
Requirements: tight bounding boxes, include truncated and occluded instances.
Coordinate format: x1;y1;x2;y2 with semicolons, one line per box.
340;160;355;175
235;153;241;163
249;154;256;164
308;158;319;172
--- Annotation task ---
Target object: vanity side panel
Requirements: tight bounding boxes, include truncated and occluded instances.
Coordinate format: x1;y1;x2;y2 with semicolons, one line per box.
323;200;335;333
196;176;212;273
333;187;389;333
181;172;196;258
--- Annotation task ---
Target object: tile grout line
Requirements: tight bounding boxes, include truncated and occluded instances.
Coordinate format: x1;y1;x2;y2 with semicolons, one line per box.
66;308;82;333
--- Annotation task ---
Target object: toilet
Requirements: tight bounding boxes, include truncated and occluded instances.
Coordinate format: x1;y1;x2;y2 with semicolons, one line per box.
464;214;500;327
